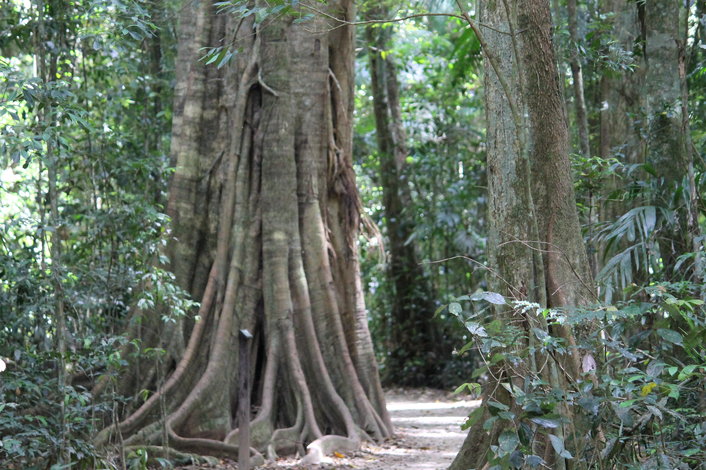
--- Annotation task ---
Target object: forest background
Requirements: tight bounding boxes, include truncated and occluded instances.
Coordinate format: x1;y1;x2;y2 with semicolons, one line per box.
0;0;705;469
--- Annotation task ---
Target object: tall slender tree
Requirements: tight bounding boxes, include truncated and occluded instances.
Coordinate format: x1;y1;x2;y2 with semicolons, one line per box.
35;0;69;462
94;1;391;463
595;0;644;290
640;0;702;278
363;8;449;387
567;0;590;161
596;0;703;288
450;0;593;468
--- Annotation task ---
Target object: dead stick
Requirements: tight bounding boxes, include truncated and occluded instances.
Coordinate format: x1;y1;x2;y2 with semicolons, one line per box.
238;329;253;470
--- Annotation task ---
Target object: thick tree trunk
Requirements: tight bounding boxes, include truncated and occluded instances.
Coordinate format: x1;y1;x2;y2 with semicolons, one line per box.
449;1;593;468
520;0;594;312
95;1;391;463
364;11;449;387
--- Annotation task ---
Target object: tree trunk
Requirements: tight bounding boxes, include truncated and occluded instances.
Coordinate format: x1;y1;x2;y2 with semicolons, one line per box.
597;0;642;172
567;0;598;278
567;0;590;161
36;0;68;463
95;1;391;463
641;0;701;278
597;0;702;284
364;10;449;387
450;0;593;468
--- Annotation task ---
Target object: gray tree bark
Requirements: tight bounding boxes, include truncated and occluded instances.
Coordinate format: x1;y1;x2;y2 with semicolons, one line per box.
641;0;701;277
94;1;391;463
449;0;593;468
596;0;643;284
597;0;702;283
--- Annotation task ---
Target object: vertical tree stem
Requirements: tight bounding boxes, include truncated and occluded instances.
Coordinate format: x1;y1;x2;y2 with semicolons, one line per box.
36;0;67;463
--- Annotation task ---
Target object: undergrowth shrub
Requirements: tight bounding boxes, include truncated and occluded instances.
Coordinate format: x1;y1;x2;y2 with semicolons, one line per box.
0;340;124;469
449;281;705;469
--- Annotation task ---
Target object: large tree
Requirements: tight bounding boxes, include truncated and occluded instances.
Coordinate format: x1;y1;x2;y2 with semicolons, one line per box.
363;8;450;387
450;0;593;468
94;0;391;463
596;0;702;289
639;0;701;279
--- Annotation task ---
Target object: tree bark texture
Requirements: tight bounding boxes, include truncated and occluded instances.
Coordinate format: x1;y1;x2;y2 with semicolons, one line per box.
95;1;392;462
364;14;450;387
567;0;590;160
567;0;598;278
519;0;593;311
450;0;593;468
598;0;702;281
640;0;701;276
595;0;644;289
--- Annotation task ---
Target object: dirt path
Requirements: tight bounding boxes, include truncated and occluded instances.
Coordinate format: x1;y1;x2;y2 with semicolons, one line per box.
176;388;479;470
262;388;480;469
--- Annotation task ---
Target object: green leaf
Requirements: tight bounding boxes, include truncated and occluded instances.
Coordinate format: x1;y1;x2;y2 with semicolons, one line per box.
656;329;683;345
488;400;510;412
217;50;235;69
434;304;447;317
548;434;573;459
646;405;663;420
465;321;487;337
292;13;315;23
457;340;476;355
483;415;498;430
501;382;525;398
509;450;524;468
646;361;664;377
449;302;462;316
641;162;657;176
471;365;488;378
498;411;515;420
530;417;560;429
454;382;482;395
578;396;599;415
525;455;545;468
461;407;484;430
497;431;519;457
666;384;680;399
518;421;532;445
678;364;698;380
471;291;506;304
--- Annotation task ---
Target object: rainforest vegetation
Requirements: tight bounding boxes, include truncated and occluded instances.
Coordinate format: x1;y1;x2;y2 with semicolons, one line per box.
1;0;705;469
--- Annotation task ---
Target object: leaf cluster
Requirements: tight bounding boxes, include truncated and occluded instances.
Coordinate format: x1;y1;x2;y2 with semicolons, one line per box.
449;286;706;469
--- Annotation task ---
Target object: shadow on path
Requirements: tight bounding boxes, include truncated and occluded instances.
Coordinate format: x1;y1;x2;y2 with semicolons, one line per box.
344;388;480;470
179;388;480;469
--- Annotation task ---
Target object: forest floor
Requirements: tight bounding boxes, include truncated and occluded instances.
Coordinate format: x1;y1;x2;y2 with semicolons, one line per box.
177;388;479;470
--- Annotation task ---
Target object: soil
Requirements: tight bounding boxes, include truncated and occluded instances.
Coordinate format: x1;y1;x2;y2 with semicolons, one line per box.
176;388;480;470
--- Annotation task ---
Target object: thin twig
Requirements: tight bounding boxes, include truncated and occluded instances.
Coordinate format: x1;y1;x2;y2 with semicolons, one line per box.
454;0;524;140
497;236;599;302
302;3;464;26
422;254;523;300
